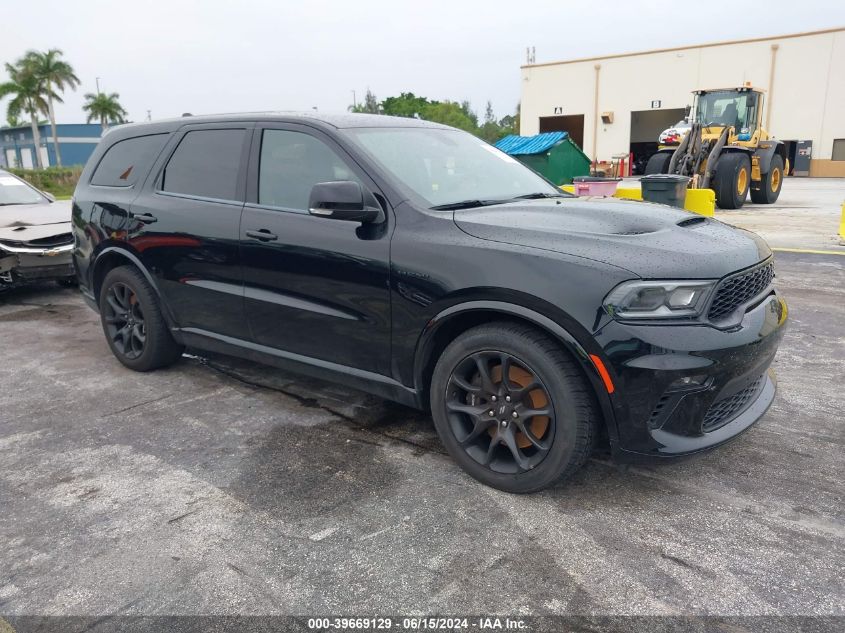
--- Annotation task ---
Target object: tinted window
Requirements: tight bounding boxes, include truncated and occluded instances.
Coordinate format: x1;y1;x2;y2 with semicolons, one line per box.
162;129;245;201
259;130;360;211
90;134;168;187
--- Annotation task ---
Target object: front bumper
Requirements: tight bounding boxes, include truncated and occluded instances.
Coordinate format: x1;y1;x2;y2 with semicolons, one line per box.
596;290;787;458
0;243;74;284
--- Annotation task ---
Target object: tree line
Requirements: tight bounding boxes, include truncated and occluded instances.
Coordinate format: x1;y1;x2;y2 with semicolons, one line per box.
0;49;128;168
350;90;520;143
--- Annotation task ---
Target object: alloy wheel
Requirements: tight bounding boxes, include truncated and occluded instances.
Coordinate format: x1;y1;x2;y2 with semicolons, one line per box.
445;351;556;474
104;282;146;360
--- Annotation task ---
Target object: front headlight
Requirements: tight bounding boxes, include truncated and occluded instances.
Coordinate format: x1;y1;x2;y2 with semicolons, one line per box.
603;280;715;319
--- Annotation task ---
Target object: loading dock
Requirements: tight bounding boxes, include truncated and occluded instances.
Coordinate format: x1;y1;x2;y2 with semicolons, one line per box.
629;108;686;174
539;114;585;150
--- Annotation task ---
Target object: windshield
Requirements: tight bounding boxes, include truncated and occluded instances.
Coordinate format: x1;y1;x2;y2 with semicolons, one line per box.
694;91;758;131
0;173;46;205
343;127;563;208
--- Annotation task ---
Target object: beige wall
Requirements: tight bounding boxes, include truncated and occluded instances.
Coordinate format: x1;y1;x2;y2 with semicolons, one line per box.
520;28;845;175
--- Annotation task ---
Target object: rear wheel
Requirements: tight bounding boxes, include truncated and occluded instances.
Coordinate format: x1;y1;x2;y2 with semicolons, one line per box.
430;322;598;493
713;152;751;209
750;154;784;204
99;266;183;371
644;152;672;175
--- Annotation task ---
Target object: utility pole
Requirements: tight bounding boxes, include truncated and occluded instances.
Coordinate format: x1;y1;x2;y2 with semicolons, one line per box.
351;90;357;109
95;77;101;94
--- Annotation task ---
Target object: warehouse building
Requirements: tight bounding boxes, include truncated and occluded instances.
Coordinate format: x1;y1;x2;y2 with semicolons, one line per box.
520;27;845;177
0;123;104;169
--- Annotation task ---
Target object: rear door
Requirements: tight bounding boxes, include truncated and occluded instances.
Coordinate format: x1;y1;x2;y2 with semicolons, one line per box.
128;123;252;339
240;123;392;375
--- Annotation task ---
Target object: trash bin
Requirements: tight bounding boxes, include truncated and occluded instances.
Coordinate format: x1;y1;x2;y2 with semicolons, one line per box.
572;176;622;197
640;174;690;208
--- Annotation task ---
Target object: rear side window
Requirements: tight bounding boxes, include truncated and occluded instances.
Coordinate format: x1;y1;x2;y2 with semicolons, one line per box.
90;134;168;187
161;129;245;201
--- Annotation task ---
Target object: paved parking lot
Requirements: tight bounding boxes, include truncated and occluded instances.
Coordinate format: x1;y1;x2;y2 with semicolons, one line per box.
1;181;843;622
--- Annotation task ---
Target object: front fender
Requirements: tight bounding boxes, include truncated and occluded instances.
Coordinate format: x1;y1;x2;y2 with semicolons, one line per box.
753;140;785;175
413;299;619;444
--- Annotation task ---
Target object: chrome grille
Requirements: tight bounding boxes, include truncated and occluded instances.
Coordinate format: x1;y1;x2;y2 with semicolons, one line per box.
708;261;774;321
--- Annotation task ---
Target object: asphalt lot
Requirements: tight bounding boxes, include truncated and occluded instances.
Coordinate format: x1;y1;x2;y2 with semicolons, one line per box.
1;181;843;621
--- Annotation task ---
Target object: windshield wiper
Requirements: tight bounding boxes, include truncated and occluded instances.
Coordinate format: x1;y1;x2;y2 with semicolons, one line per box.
430;199;511;211
512;192;569;200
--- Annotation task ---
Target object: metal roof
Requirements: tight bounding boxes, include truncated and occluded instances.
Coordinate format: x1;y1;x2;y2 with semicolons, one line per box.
494;131;568;155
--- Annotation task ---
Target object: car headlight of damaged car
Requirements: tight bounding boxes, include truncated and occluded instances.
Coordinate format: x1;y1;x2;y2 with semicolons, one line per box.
603;280;715;319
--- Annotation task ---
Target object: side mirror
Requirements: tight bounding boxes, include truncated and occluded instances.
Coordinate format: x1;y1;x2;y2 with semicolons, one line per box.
308;181;382;223
684;104;692;118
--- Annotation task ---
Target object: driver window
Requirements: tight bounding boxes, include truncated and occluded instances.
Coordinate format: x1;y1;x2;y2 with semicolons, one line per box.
258;130;361;211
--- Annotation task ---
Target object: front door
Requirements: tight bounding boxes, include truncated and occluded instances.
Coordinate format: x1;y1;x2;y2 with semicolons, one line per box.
240;124;391;375
128;124;252;339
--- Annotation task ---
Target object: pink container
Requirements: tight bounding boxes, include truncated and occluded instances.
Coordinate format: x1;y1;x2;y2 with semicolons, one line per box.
572;177;622;197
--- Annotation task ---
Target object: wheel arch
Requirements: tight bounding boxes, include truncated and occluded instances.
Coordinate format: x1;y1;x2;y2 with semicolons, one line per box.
413;301;618;444
90;246;180;333
753;140;786;175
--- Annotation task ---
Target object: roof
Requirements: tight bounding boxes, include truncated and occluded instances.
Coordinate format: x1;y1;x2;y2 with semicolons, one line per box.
521;26;845;69
494;131;568;155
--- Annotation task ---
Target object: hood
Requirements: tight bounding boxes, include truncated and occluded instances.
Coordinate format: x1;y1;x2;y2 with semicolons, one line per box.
0;200;72;242
453;197;771;279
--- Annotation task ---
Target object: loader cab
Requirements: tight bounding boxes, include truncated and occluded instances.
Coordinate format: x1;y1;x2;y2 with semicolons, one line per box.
693;88;765;142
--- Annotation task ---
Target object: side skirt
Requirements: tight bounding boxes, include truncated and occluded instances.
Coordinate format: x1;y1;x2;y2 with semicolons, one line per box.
176;327;421;409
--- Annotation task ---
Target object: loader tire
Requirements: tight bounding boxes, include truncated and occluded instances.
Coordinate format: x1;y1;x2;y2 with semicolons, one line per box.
750;155;784;204
713;153;751;209
644;152;672;175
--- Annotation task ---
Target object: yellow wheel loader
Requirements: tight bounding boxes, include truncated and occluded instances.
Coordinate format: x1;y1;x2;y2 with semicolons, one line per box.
644;86;787;209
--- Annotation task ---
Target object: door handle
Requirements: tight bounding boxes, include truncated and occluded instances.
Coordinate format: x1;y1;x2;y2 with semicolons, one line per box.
130;212;157;224
245;229;278;242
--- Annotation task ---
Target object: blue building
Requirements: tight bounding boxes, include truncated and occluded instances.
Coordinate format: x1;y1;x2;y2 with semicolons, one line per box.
0;123;104;169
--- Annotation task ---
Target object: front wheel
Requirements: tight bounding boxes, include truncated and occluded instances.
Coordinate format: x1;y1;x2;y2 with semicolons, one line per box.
713;152;751;209
430;322;598;493
99;266;184;371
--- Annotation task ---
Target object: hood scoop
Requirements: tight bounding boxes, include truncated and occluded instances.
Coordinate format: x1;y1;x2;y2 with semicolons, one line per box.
677;216;708;228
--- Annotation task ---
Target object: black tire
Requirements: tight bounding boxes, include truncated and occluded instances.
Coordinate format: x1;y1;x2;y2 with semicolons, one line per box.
98;265;183;371
750;154;784;204
713;152;751;209
644;152;672;175
430;322;598;493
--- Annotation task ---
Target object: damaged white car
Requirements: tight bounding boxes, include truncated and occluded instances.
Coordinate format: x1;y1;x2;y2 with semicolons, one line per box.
0;170;74;289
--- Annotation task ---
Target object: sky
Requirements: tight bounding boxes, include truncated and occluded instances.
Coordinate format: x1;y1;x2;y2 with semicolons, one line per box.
2;0;844;125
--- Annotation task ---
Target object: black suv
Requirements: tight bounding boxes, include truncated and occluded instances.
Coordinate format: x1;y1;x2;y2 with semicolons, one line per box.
72;113;787;492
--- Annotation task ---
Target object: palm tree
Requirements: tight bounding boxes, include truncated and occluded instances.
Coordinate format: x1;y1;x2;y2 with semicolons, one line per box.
82;92;127;131
23;49;80;167
0;62;50;169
